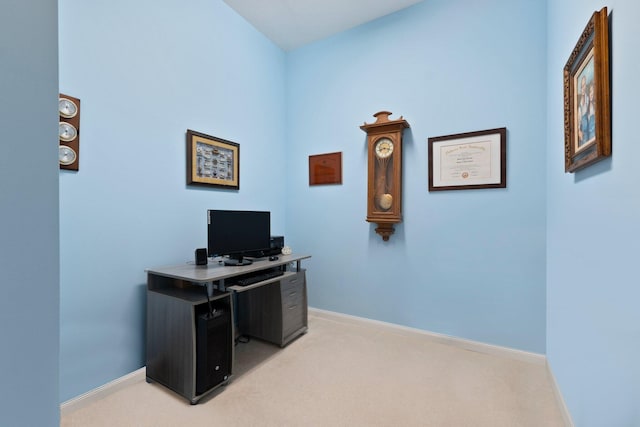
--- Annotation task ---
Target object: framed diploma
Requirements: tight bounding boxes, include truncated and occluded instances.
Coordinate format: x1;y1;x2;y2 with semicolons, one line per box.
428;127;506;191
563;7;610;173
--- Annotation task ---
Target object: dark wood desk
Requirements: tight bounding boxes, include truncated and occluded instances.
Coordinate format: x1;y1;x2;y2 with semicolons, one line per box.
145;254;311;404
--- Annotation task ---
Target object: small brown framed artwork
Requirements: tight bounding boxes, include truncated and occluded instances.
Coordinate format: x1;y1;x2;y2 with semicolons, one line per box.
309;152;342;185
187;129;239;189
428;127;506;191
563;7;611;173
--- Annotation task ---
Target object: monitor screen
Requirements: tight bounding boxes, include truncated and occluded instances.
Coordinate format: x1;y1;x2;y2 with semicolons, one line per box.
207;210;271;266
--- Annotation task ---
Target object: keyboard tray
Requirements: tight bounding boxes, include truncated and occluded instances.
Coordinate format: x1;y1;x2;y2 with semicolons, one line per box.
231;269;284;287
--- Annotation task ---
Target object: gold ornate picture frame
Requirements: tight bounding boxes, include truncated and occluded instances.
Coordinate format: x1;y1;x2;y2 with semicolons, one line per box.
563;7;611;173
187;129;239;189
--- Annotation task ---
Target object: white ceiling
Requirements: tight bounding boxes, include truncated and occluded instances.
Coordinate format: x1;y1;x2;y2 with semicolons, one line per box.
223;0;425;51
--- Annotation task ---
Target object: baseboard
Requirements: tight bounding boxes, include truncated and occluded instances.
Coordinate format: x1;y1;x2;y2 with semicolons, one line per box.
546;361;575;426
60;367;146;416
309;307;546;366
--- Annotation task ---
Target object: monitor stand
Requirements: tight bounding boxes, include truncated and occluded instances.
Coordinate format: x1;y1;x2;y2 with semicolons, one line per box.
223;255;252;266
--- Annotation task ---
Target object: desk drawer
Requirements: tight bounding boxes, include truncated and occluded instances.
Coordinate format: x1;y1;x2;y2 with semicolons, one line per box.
281;271;304;293
282;301;305;338
282;284;304;306
281;272;306;339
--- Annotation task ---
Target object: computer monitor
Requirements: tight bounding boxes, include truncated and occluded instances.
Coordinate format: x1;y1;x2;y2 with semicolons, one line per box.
207;210;271;266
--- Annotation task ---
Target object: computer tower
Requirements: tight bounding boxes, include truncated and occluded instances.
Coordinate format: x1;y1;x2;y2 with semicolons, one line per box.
264;235;285;256
195;309;231;395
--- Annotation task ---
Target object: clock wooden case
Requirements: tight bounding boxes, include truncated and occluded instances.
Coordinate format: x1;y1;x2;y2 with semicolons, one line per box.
360;111;410;241
58;93;81;171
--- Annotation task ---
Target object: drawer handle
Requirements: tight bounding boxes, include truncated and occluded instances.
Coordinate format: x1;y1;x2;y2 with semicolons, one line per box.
288;304;298;310
288;291;297;297
288;279;298;284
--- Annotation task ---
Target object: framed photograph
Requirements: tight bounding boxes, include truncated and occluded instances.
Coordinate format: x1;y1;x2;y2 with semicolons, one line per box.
187;129;239;189
309;152;342;185
563;7;611;173
428;127;506;191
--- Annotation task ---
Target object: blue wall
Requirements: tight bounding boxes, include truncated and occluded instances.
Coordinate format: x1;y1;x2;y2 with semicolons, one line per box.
58;0;549;403
286;0;547;353
55;1;640;424
0;0;60;425
58;0;286;401
546;1;640;425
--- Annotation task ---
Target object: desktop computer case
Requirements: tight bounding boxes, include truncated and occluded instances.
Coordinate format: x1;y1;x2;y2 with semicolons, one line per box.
195;309;232;395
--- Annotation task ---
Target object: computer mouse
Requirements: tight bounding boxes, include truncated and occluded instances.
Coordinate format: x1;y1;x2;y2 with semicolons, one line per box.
269;256;279;261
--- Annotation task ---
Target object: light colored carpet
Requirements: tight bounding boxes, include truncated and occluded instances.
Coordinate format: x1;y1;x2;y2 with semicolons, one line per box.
61;312;565;426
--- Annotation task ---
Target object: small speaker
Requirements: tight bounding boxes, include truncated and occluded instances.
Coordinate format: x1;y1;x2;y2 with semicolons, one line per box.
195;248;208;265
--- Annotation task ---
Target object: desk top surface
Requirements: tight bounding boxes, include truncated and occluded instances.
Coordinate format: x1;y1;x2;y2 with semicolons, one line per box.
146;254;311;283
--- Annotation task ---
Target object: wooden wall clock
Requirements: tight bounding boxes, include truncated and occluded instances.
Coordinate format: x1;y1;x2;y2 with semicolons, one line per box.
360;111;410;241
59;93;80;171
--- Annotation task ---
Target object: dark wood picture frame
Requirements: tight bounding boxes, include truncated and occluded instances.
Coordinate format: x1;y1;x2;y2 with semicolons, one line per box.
309;152;342;185
563;7;611;173
186;129;239;189
428;127;507;191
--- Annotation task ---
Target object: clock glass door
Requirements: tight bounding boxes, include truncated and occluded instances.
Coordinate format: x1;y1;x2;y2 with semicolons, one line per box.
374;137;394;212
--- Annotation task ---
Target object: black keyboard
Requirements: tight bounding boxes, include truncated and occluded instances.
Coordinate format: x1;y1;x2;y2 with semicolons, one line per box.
235;270;284;287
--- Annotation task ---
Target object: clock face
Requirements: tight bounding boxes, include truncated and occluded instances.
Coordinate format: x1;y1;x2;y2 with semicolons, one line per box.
59;145;77;165
59;97;78;118
59;122;78;142
375;138;394;159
